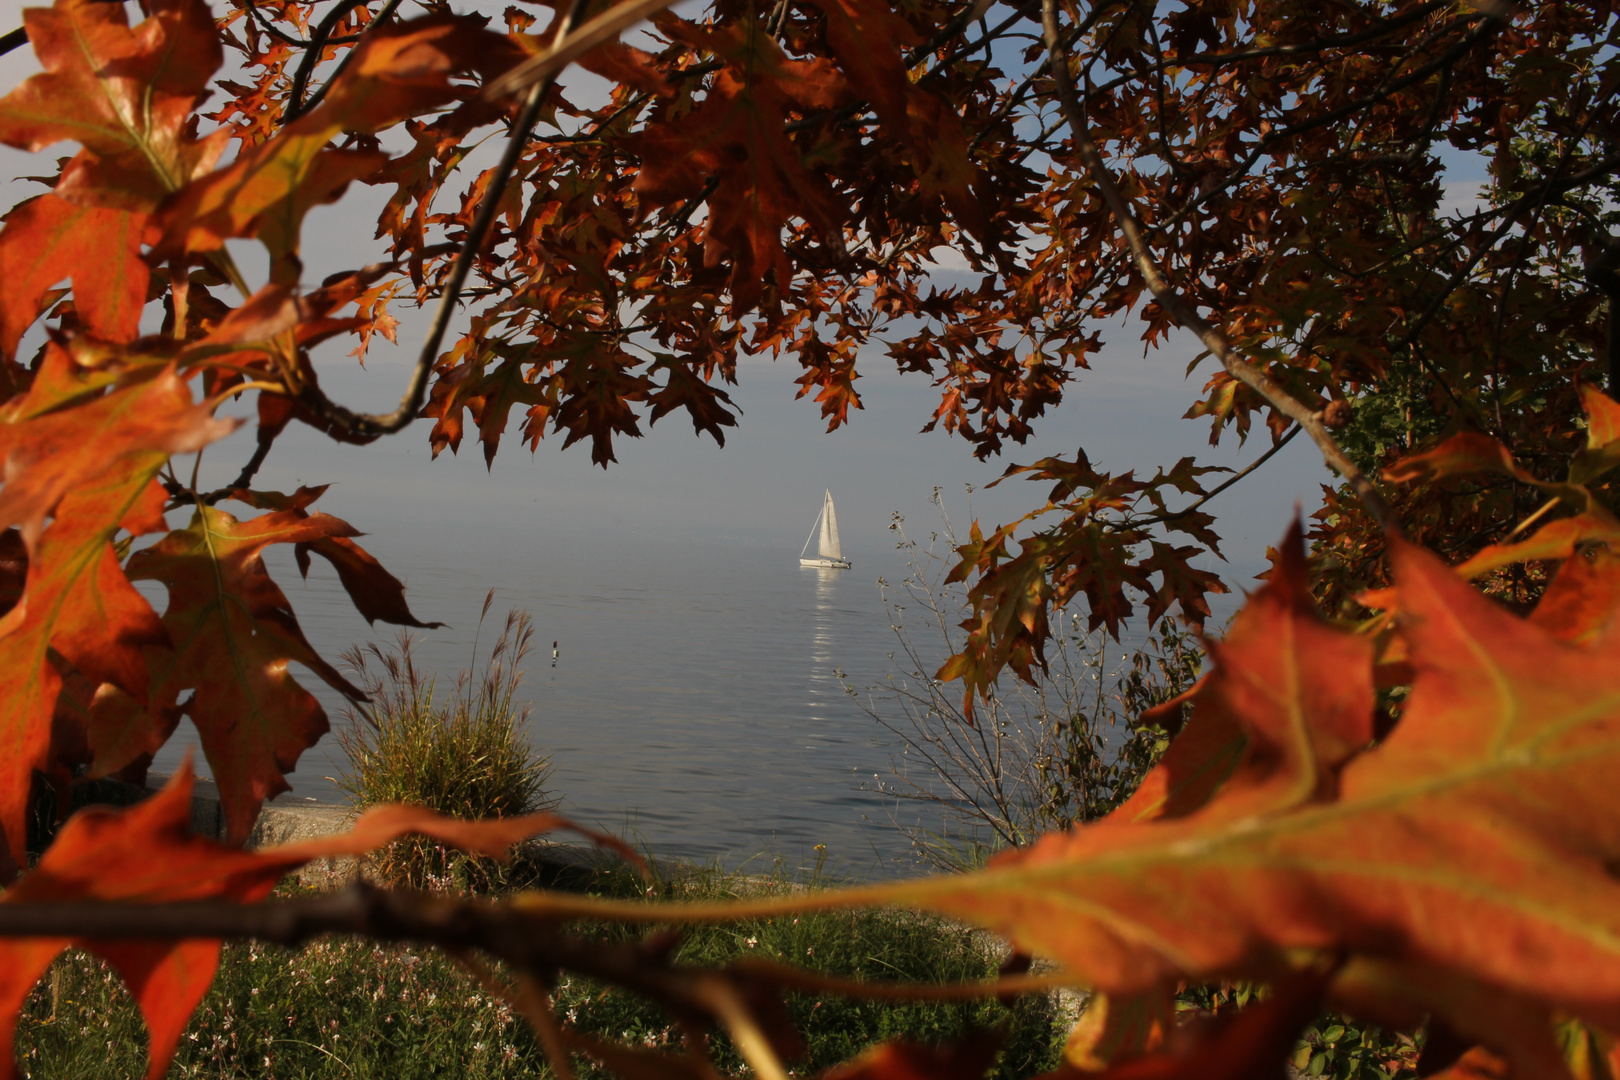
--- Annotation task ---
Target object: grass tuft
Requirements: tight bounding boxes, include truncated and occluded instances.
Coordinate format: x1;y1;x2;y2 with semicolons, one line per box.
337;603;553;891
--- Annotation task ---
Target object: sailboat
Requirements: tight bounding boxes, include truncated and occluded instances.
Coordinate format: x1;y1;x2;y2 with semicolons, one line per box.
799;490;851;569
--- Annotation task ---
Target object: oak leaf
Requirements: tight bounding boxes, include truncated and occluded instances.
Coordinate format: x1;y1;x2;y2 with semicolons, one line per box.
0;763;616;1080
626;17;849;307
0;358;233;871
0;0;225;212
864;522;1620;1073
230;486;444;629
125;504;372;842
0;194;148;359
153;15;516;277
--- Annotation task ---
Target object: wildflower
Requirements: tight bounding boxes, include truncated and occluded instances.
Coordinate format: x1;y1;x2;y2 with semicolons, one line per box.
250;988;259;996
744;936;758;948
806;947;814;957
474;1042;488;1053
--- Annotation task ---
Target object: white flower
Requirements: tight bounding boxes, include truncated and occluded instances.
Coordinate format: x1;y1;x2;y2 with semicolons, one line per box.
744;936;758;948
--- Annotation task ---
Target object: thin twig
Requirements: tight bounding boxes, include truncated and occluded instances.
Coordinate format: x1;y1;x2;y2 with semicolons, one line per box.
1127;424;1302;530
1040;0;1399;532
284;0;367;122
291;0;407;120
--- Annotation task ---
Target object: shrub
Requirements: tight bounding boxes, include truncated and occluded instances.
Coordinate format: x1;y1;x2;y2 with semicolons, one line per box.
338;602;553;891
854;492;1202;871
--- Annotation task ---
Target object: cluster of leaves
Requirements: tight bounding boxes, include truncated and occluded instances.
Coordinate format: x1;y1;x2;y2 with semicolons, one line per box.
0;0;1619;1079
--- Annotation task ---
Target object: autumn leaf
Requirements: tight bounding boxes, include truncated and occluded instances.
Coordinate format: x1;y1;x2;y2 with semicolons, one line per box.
815;1035;1004;1080
626;17;849;307
1380;432;1532;486
0;194;148;359
0;0;225;211
126;504;374;843
1530;547;1620;645
859;523;1620;1074
230;486;444;629
1453;509;1620;580
0;357;234;872
803;0;990;238
0;763;617;1080
152;14;517;277
1569;385;1620;485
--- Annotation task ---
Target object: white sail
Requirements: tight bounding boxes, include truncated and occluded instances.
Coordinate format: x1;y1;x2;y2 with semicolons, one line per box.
819;490;841;559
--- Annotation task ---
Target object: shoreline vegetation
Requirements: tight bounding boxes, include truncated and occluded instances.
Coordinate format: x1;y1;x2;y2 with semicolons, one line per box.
15;849;1068;1080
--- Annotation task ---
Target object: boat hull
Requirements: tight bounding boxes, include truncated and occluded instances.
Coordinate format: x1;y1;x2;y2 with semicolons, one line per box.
800;557;851;569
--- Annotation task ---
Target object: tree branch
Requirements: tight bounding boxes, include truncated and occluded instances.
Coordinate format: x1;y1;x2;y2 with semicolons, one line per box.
283;0;368;123
0;884;1073;1004
1039;0;1399;532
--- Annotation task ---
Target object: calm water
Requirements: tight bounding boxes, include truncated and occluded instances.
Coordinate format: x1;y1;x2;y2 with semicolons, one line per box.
153;527;958;873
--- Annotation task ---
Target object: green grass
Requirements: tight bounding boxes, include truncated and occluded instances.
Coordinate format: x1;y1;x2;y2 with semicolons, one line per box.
13;859;1066;1080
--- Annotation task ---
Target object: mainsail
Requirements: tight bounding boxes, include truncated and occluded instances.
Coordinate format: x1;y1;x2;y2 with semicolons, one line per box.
819;490;841;559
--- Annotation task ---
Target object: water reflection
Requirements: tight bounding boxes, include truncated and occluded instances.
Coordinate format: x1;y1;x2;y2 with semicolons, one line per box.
804;564;844;725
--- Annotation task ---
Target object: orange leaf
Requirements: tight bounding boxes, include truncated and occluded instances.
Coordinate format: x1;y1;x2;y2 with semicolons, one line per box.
152;15;514;278
0;0;225;212
817;1036;1003;1080
1381;432;1532;486
0;360;233;870
1530;547;1620;645
1453;509;1620;580
855;524;1620;1069
0;193;148;359
229;485;443;629
1571;386;1620;486
1042;967;1329;1080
